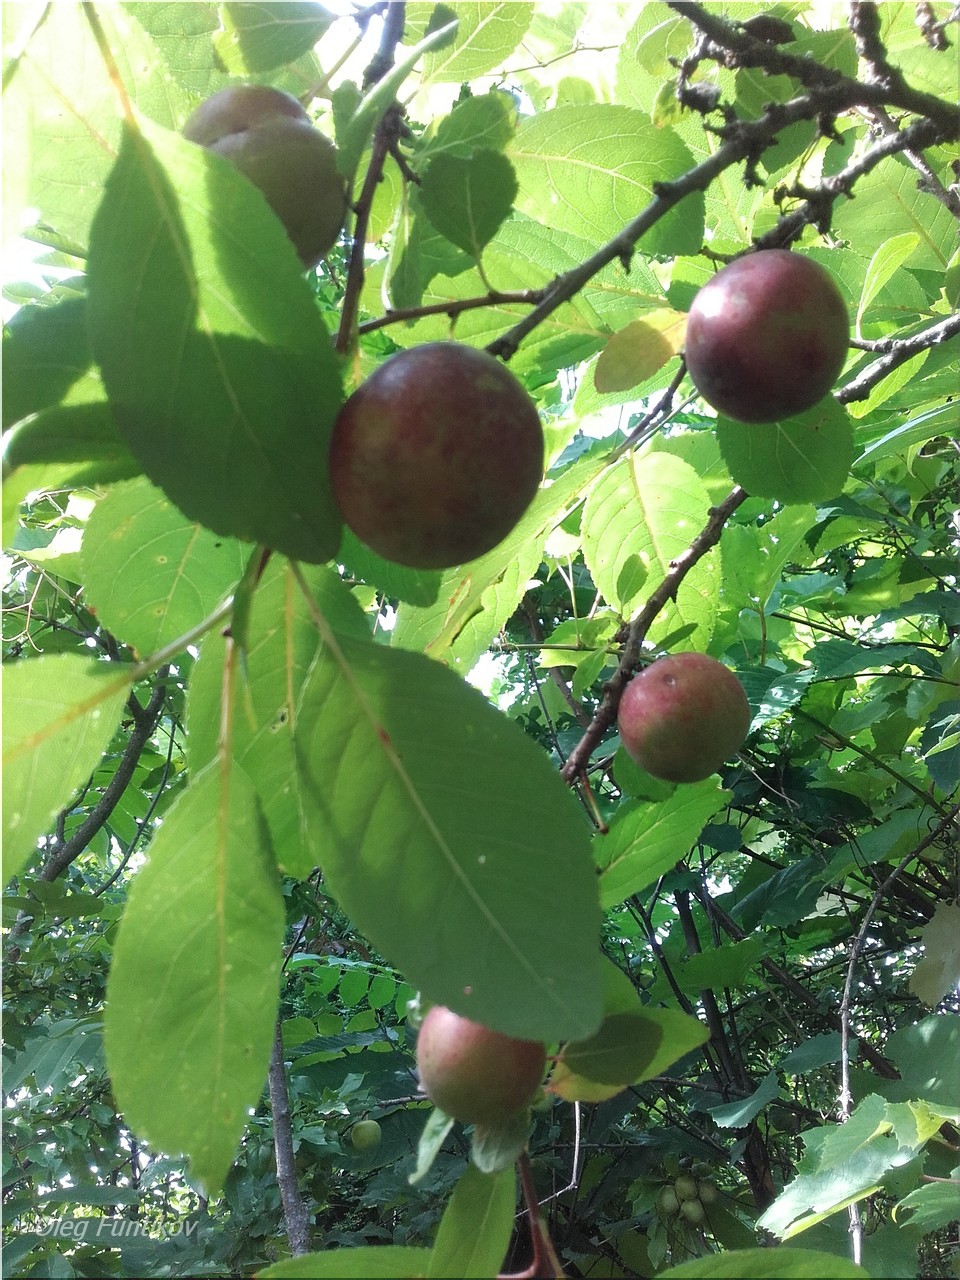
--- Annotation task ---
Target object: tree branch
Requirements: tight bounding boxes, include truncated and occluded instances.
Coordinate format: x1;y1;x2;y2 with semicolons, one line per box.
39;674;168;883
269;1020;312;1257
839;312;960;402
669;0;960;129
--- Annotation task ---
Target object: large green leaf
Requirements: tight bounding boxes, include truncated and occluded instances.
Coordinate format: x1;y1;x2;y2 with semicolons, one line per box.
261;1247;433;1279
1;4;189;248
716;398;855;505
428;1164;515;1279
581;450;719;648
293;632;603;1042
2;655;131;882
81;477;246;657
511;106;704;254
186;559;370;875
214;2;333;74
104;766;285;1195
596;779;728;909
87;118;343;563
660;1248;868;1279
416;1;533;82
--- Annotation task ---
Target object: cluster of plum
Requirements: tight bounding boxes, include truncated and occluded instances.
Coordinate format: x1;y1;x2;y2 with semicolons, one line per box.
184;86;850;1120
657;1165;720;1228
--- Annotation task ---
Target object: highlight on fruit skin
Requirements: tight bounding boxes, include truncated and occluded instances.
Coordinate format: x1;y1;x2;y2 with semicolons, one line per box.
349;1118;382;1151
415;1004;547;1128
617;652;751;784
684;248;849;424
182;84;346;268
329;342;545;570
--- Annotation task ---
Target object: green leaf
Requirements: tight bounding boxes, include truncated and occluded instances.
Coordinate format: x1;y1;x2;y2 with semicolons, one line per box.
877;1013;960;1109
709;1070;782;1128
337;16;461;182
856;402;959;466
833;154;958;271
393;453;605;674
550;960;707;1101
2;4;190;247
260;1246;434;1278
559;1012;663;1087
2;404;140;489
87;118;343;564
679;936;767;995
422;91;518;160
716;398;855;505
186;559;370;875
428;1164;515;1279
582;451;719;648
856;233;920;334
757;1095;916;1240
660;1247;868;1279
894;1181;960;1232
597;780;728;909
417;1;533;82
293;632;603;1042
104;766;285;1195
81;478;246;657
512;106;703;254
420;149;518;259
213;2;333;74
1;297;94;430
2;655;131;882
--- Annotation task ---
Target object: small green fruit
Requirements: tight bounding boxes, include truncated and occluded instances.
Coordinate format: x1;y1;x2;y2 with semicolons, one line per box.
697;1178;719;1205
657;1185;680;1215
350;1119;382;1151
674;1174;698;1201
680;1197;705;1225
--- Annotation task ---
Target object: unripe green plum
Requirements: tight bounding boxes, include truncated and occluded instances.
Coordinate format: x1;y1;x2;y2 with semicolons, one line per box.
415;1005;546;1128
657;1185;680;1215
685;249;849;423
697;1178;719;1205
618;652;751;784
674;1174;699;1202
349;1118;382;1151
680;1197;705;1225
329;343;544;569
183;85;346;267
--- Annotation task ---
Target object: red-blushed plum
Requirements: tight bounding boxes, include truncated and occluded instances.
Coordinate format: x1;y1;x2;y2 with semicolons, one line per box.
684;250;849;424
329;343;544;569
183;85;346;267
415;1005;546;1128
618;652;751;784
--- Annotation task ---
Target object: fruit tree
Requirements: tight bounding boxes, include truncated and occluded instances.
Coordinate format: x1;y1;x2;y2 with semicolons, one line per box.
2;4;958;1279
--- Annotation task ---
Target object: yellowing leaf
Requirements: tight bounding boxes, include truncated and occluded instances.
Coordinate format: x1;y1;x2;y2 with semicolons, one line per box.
594;310;686;394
